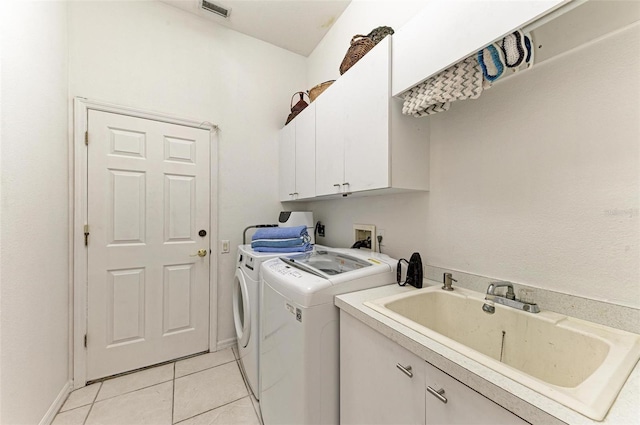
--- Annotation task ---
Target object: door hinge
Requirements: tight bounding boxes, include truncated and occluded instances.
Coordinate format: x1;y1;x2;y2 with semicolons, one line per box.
84;334;87;348
84;131;89;146
84;224;90;246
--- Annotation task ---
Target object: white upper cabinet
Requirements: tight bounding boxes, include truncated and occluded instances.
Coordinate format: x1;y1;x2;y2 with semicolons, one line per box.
278;103;316;202
315;77;347;197
278;119;296;201
315;36;430;198
342;35;390;194
392;0;566;96
294;103;316;199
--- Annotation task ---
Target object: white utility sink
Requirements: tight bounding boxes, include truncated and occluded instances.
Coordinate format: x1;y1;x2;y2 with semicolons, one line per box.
364;286;640;421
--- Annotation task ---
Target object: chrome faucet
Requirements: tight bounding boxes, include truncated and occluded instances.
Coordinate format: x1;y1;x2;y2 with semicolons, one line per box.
482;281;540;314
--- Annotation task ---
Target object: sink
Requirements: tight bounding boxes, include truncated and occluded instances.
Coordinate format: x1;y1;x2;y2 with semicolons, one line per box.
364;286;640;420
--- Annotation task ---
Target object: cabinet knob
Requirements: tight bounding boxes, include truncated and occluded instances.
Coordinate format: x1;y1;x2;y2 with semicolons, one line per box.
427;386;448;404
333;184;341;188
396;363;413;378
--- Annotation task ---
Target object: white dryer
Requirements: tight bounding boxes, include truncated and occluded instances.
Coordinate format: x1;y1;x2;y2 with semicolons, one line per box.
259;248;397;425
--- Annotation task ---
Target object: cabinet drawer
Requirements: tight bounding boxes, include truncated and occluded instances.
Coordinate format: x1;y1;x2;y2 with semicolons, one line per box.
424;361;529;425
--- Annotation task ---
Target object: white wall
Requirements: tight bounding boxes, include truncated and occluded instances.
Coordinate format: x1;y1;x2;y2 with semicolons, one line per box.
308;6;640;308
0;1;71;423
68;0;307;345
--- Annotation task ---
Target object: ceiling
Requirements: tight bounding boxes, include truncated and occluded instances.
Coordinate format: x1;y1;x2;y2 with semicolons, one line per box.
160;0;352;56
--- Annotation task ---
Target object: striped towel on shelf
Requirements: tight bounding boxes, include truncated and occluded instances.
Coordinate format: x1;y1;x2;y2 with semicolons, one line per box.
402;56;484;117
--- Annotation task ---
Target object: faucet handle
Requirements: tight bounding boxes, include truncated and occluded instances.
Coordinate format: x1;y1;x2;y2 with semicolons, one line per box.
505;285;515;300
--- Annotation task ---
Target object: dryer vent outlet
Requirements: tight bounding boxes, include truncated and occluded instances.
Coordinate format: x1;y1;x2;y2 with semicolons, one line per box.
353;224;376;251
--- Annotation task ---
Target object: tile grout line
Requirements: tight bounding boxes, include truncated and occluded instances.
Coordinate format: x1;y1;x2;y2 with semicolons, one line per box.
173;395;251;425
235;358;262;424
64;351;234;424
171;361;176;424
82;381;102;425
175;358;237;380
73;353;234;410
92;377;175;403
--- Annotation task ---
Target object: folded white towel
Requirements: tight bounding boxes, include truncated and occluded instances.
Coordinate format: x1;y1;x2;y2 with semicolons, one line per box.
403;56;484;117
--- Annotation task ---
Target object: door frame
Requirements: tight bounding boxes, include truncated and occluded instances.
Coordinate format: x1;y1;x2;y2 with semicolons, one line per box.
71;97;219;387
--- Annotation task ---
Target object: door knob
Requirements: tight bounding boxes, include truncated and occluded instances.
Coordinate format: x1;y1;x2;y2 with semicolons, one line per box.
190;249;207;257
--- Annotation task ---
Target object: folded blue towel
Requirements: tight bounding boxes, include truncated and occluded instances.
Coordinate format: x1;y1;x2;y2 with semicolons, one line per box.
251;237;307;249
252;243;313;253
252;225;308;241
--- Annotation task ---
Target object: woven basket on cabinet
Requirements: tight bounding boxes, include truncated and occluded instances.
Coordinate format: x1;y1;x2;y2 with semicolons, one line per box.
339;35;375;75
308;80;335;102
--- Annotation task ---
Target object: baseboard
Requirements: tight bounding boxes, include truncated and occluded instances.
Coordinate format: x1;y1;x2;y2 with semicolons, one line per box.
39;380;72;425
216;336;237;351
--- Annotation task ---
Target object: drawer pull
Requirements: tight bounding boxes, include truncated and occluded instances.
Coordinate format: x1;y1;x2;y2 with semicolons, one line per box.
396;363;413;378
427;386;448;404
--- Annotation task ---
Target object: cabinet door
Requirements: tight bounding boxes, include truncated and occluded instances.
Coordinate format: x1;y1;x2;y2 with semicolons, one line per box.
341;311;425;425
392;0;564;96
343;36;391;193
278;121;296;201
294;103;316;199
424;361;529;425
315;78;346;196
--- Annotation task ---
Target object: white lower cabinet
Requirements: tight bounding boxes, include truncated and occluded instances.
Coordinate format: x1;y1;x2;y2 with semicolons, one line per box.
423;360;529;425
340;311;529;425
341;311;425;425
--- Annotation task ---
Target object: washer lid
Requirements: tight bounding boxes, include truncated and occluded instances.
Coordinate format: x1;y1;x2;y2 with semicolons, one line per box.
281;249;372;278
261;250;395;307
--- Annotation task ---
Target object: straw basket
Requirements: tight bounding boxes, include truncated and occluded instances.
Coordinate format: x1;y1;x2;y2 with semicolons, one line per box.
308;80;335;102
339;35;375;75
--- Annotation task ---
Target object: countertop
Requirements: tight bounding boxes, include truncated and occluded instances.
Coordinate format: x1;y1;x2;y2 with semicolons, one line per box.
335;281;640;425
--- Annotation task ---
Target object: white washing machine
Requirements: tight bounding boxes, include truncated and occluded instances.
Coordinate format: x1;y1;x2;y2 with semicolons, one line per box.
233;244;320;400
259;248;397;425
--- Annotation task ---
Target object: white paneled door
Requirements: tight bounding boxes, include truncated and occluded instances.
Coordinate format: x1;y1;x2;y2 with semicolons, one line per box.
86;110;210;381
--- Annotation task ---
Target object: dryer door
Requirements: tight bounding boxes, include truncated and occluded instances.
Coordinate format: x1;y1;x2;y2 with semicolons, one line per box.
233;269;251;348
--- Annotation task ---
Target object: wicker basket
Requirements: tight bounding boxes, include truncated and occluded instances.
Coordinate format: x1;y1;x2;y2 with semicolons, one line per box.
339;35;375;75
367;26;394;45
308;80;335;102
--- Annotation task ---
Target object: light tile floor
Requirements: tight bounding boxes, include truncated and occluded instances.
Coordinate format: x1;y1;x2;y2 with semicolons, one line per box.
53;348;262;425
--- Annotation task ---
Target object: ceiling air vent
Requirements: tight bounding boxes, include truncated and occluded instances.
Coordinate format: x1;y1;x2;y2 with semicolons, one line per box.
201;0;231;19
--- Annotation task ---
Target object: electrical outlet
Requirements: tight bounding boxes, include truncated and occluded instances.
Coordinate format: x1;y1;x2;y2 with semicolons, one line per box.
318;224;325;237
221;240;230;253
